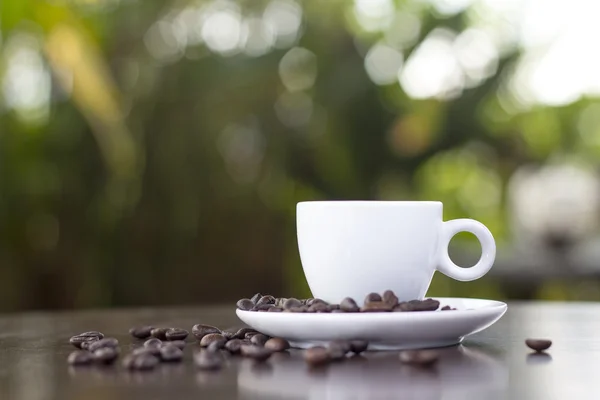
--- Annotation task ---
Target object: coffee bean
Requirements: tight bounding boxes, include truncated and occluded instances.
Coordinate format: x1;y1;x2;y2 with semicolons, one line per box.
308;303;329;313
306;298;328;307
207;340;227;352
264;338;290;352
361;301;393;312
414;299;440;311
87;337;119;353
150;328;169;340
328;341;351;360
165;328;188;341
382;290;399;307
245;332;259;340
69;335;100;349
240;345;272;361
394;302;410;312
93;347;119;364
283;298;303;310
232;328;257;339
364;293;382;304
131;353;160;370
68;350;93;365
274;297;287;307
250;334;269;346
253;304;272;312
340;297;360;312
80;339;98;350
304;347;331;366
144;338;163;354
525;339;552;352
192;324;221;340
236;299;254;311
160;344;184;362
399;350;439;366
303;298;313;305
80;331;104;339
256;295;276;307
166;340;186;350
129;326;153;339
224;339;243;354
349;340;368;354
267;307;283;312
200;333;227;348
441;305;452;311
250;293;263;304
133;347;158;357
194;350;223;370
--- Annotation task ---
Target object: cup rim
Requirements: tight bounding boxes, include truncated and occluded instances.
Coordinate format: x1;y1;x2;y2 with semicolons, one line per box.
297;200;442;207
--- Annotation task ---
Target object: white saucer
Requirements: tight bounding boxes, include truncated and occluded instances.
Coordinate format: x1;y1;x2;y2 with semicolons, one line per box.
236;297;507;350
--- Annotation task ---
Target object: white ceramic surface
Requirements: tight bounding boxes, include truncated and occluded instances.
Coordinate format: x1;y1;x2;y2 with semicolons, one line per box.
236;297;507;350
297;201;496;304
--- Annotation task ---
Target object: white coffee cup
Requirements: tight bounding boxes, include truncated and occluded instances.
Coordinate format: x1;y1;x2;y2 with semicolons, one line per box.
296;201;496;304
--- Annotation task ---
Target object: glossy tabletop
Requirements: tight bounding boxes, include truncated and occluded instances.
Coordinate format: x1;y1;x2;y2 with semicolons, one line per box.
1;302;598;400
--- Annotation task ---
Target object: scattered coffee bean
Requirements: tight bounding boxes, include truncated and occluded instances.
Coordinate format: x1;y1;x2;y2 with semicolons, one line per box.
267;307;283;312
87;337;119;353
80;340;97;350
69;335;100;349
304;347;331;366
194;350;223;370
232;328;257;339
131;353;160;370
399;350;439;366
361;301;393;312
245;332;259;340
93;347;119;365
68;350;94;365
525;339;552;352
382;290;399;307
165;328;188;341
236;299;254;311
240;345;272;361
192;324;221;340
364;293;382;304
256;295;276;306
143;338;163;354
222;328;238;340
264;338;290;352
166;340;186;349
349;340;368;354
328;341;351;360
224;339;243;354
207;340;226;352
250;293;263;304
132;347;158;357
150;328;169;340
340;297;360;312
129;326;153;339
200;333;227;348
160;344;184;362
282;298;302;310
80;331;104;339
250;334;269;346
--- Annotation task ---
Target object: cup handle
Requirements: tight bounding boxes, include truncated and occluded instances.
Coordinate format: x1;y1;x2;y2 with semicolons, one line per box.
436;219;496;281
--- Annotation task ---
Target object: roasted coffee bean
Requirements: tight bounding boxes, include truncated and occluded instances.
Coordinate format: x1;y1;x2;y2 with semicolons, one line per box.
250;293;263;304
267;306;283;312
304;347;331;366
361;301;393;312
283;298;303;310
129;326;153;339
68;350;93;365
222;328;237;340
382;290;399;307
253;304;273;312
441;305;452;311
69;335;100;349
80;339;99;350
308;303;329;313
80;331;104;339
87;337;119;353
224;339;243;354
256;295;276;306
194;350;223;370
275;297;287;307
207;340;227;352
525;339;552;352
399;350;439;366
302;298;313;305
413;299;440;311
232;327;257;339
192;324;221;340
150;328;169;340
143;338;163;354
236;298;254;311
349;340;368;354
306;298;328;307
340;297;360;312
328;341;351;360
160;344;184;362
250;334;269;346
240;345;272;361
264;338;290;352
200;333;227;348
165;328;188;341
93;347;119;364
133;347;158;357
166;340;186;350
364;293;382;304
245;332;259;340
132;353;160;370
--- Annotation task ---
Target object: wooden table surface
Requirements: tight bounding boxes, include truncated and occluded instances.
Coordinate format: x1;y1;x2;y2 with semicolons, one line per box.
0;302;598;400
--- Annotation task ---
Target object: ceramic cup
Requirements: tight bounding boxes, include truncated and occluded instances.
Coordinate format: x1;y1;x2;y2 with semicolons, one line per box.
296;201;496;304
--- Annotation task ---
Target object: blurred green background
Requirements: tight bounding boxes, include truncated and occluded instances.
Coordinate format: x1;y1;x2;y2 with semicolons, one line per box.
2;0;600;312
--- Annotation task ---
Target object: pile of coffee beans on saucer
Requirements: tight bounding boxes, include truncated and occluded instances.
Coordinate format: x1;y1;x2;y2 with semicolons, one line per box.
236;290;457;313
